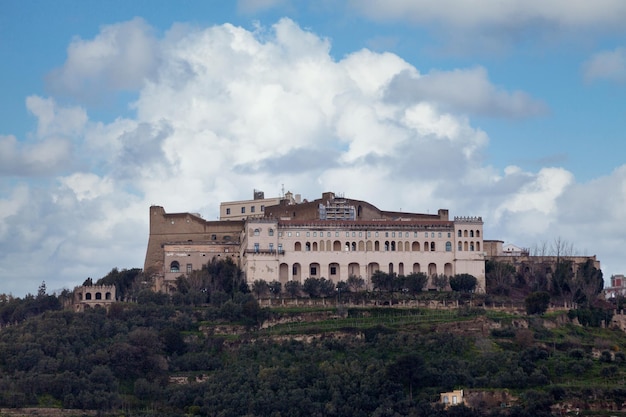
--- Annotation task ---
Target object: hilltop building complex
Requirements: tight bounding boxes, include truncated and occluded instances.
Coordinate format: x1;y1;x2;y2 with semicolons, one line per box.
145;191;487;293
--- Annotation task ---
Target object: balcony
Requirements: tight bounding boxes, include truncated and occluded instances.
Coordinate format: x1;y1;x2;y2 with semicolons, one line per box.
245;249;285;255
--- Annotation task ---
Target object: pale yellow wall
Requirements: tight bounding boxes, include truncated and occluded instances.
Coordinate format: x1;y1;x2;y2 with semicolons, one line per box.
219;197;282;220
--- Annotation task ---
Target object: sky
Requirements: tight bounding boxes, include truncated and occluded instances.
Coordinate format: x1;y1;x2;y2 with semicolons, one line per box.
1;0;625;296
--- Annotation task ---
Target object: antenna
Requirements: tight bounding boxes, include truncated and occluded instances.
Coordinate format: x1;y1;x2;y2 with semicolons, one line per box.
281;183;285;198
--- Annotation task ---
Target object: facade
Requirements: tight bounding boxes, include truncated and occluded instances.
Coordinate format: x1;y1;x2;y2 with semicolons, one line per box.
440;390;464;407
219;189;286;221
145;191;487;293
73;285;116;312
605;274;626;299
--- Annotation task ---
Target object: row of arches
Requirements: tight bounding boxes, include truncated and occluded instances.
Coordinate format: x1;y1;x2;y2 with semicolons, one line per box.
294;240;450;252
78;291;113;301
458;229;481;238
277;261;454;283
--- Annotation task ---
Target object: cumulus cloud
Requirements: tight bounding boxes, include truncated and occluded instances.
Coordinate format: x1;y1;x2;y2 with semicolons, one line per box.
2;17;626;295
583;47;626;83
386;67;548;118
46;17;159;100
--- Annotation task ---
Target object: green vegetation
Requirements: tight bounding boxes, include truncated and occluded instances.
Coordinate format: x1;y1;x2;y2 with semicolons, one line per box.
0;257;619;416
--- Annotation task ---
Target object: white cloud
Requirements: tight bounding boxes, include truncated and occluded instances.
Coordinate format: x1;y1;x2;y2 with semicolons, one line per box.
583;47;626;83
46;17;158;100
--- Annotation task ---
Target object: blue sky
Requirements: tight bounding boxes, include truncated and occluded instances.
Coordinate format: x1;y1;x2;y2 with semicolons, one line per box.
1;0;625;296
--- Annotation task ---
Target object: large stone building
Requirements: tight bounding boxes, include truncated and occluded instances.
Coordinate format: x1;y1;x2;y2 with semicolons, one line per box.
145;191;487;292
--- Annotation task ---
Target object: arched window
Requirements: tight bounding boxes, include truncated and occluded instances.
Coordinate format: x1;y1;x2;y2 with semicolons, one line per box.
464;230;468;237
445;241;452;251
170;261;180;272
268;228;274;236
476;230;480;237
352;242;357;251
85;293;92;300
458;230;462;237
470;230;474;237
430;242;435;251
105;292;112;300
424;241;429;251
470;242;475;251
305;242;311;251
458;242;462;251
254;228;260;236
384;241;390;251
295;242;302;251
95;292;102;300
391;241;396;251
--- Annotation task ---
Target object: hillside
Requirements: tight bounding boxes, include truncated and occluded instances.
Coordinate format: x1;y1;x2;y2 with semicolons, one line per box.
0;295;625;416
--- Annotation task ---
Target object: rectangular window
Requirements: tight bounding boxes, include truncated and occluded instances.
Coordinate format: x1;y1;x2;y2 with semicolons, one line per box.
359;231;363;237
335;232;339;237
313;232;317;237
254;243;259;253
306;232;310;237
278;244;283;253
296;232;300;237
186;264;192;273
448;232;451;238
405;232;409;237
391;232;395;237
414;232;418;237
278;232;282;237
352;231;356;237
269;243;274;252
346;232;350;237
310;266;317;276
385;232;389;237
211;234;217;240
251;206;255;213
226;208;231;215
438;232;442;238
241;207;245;214
375;232;379;237
330;266;337;275
431;232;435;238
288;232;292;237
260;205;265;211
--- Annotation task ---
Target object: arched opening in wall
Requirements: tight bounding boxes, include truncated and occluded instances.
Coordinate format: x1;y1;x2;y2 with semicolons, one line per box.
458;230;462;237
170;261;180;273
476;230;480;237
470;230;474;237
312;242;318;251
404;242;410;251
105;292;111;300
326;240;331;251
384;241;390;251
254;228;260;236
295;242;302;251
292;263;301;282
464;230;468;237
333;241;342;251
464;242;469;251
305;242;311;251
86;293;92;300
428;263;437;276
319;240;325;251
95;292;102;300
476;242;481;251
309;263;320;278
391;241;396;251
345;242;350;251
349;263;360;277
358;241;365;251
388;263;394;274
446;241;452;251
430;242;435;251
424;241;429;251
458;242;462;251
413;263;421;273
78;293;83;301
279;263;289;283
374;241;380;251
366;240;373;251
351;242;357;251
368;263;380;282
444;263;453;276
328;263;340;280
412;242;420;251
398;262;404;276
470;242;475;251
357;205;362;218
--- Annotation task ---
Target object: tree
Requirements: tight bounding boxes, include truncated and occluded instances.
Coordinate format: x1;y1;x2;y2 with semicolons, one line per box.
251;280;269;300
525;291;550;315
268;280;282;299
432;274;449;291
485;260;516;295
347;275;365;292
303;278;321;298
403;273;428;295
371;271;393;292
449;274;477;293
284;280;302;298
